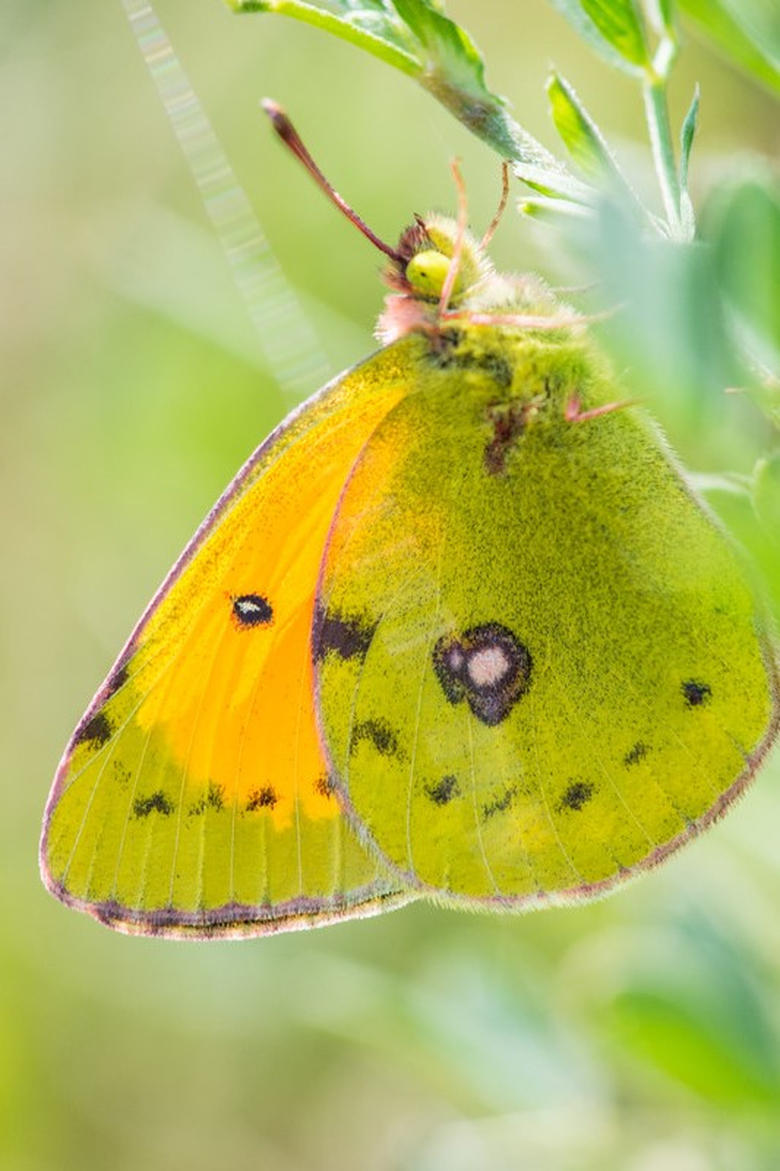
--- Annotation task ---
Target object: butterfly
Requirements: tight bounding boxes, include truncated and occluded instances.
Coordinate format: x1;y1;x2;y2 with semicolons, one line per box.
40;102;779;938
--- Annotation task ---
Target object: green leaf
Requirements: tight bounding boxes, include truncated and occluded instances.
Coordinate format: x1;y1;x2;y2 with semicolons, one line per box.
581;0;650;64
546;71;641;207
677;0;780;93
226;0;421;73
548;0;650;73
518;194;593;221
711;175;780;375
392;0;489;96
678;84;699;192
678;84;699;239
227;0;588;200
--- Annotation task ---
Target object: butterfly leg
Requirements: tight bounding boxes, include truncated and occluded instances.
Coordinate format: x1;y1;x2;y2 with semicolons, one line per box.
438;159;469;314
564;394;638;424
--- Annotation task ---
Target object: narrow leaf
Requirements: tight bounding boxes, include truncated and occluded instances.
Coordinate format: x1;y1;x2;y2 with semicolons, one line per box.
519;196;593;222
547;71;640;209
677;0;780;93
677;84;699;240
548;0;650;73
678;84;699;192
511;164;594;204
581;0;650;64
226;1;421;76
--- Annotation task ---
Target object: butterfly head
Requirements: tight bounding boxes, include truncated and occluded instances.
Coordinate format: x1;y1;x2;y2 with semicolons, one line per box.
375;210;522;343
388;214;489;306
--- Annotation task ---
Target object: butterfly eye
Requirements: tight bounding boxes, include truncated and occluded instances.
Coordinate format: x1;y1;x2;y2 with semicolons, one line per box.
405;249;464;301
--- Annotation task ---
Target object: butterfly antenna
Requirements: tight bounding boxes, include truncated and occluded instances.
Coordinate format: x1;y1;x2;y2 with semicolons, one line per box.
262;100;402;263
438;158;469;315
480;163;510;249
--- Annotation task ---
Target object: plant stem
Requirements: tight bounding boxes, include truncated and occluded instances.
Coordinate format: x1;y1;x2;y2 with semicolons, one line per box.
637;57;679;237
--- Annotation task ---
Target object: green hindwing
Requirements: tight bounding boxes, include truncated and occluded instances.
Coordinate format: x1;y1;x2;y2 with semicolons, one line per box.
314;327;779;908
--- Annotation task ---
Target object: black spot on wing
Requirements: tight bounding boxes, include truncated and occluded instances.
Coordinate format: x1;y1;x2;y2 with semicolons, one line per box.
351;719;400;758
189;783;225;816
113;762;131;787
682;680;711;707
315;774;336;799
433;622;532;726
424;774;460;806
482;785;517;820
624;741;650;767
74;711;112;748
312;605;377;662
246;786;278;811
133;790;174;818
558;781;594;812
233;594;273;627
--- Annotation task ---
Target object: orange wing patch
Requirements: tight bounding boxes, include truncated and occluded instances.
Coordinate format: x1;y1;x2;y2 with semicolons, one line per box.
41;342;416;936
132;419;355;830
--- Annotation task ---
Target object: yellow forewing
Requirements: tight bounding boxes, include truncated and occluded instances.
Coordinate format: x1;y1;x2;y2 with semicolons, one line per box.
41;344;417;937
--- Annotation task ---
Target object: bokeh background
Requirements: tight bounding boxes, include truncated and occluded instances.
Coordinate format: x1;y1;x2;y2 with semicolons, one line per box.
2;1;779;1168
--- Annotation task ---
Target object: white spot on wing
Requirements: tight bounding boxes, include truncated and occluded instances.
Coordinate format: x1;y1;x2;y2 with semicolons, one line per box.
447;647;465;672
467;646;510;689
237;599;263;617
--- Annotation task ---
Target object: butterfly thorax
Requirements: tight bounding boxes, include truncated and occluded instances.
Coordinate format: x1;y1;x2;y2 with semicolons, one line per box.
377;213;598;424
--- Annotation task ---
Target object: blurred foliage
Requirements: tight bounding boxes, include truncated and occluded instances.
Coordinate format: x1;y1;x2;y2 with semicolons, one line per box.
2;0;780;1169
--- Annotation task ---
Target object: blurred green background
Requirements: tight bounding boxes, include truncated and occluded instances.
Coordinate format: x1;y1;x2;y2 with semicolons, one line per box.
3;1;780;1168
